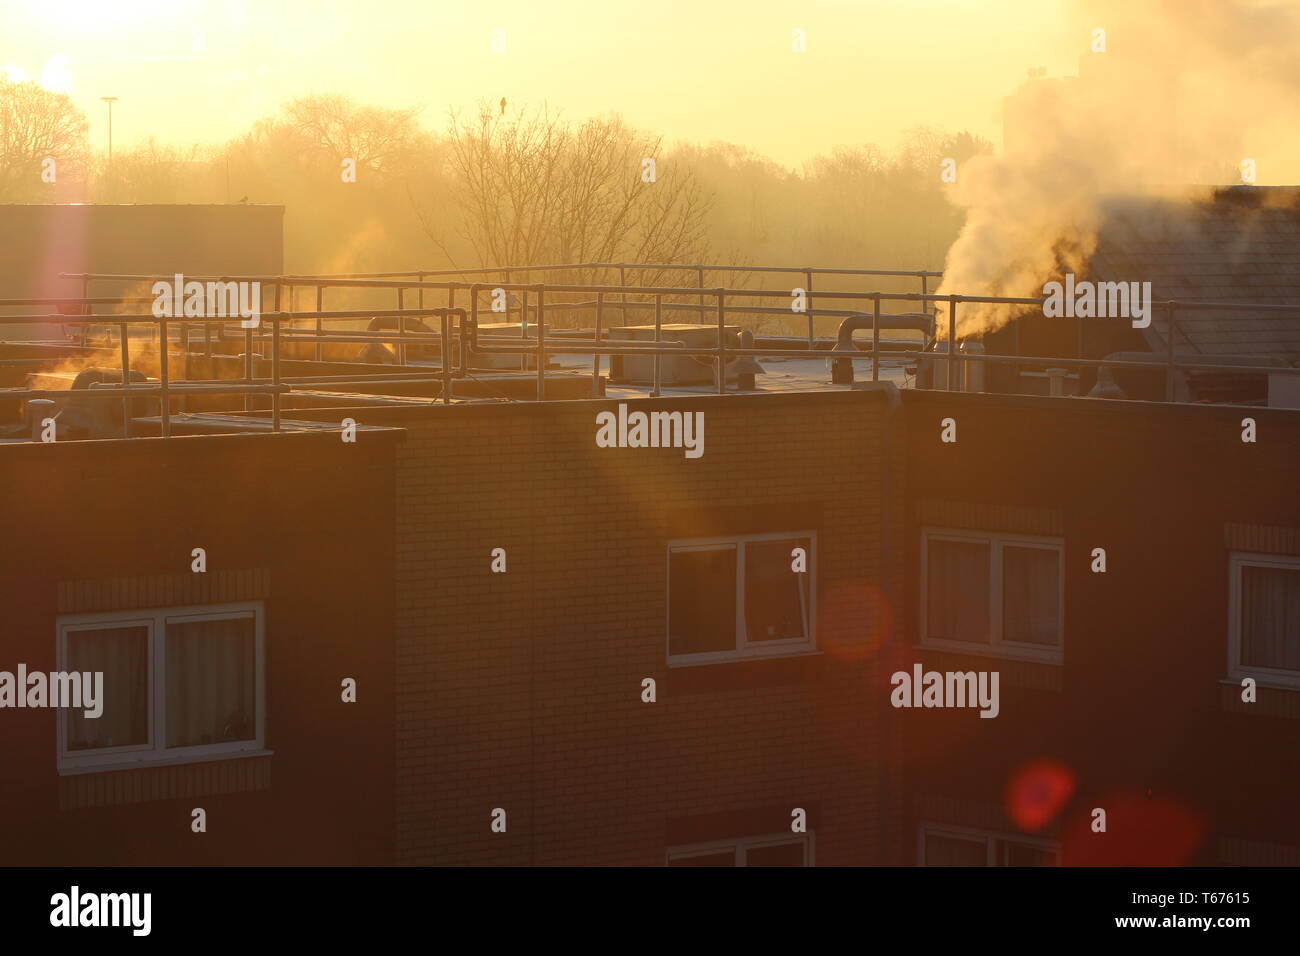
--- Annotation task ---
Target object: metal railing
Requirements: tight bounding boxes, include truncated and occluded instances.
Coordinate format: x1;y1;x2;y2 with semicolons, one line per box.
0;265;1294;441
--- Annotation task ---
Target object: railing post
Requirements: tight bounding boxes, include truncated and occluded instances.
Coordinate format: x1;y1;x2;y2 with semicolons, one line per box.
397;286;407;365
947;294;958;392
119;321;131;438
717;289;727;395
179;321;189;413
652;293;663;397
697;266;705;321
503;269;511;326
619;264;628;327
593;290;604;398
80;276;90;348
872;293;881;383
1165;301;1177;402
536;284;546;402
159;313;170;438
314;285;323;362
446;284;456;370
805;269;815;349
272;312;281;432
441;313;452;404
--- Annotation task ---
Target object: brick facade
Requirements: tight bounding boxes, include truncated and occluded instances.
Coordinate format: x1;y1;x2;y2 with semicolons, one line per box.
381;389;901;865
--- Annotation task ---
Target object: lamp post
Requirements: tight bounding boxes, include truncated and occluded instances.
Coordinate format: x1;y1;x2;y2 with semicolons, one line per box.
100;97;118;193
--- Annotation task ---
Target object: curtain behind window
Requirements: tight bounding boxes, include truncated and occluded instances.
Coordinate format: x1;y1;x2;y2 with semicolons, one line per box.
1003;545;1060;646
166;616;256;748
927;539;990;644
1241;565;1300;672
66;625;148;751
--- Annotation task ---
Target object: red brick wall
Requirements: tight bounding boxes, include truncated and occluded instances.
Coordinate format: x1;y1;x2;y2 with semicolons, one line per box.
0;430;398;865
900;391;1300;864
382;389;902;865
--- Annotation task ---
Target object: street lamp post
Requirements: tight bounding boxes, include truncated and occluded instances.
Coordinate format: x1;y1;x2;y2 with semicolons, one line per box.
100;96;118;189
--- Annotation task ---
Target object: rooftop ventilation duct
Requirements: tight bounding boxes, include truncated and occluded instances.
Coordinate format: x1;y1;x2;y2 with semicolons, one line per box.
831;312;933;385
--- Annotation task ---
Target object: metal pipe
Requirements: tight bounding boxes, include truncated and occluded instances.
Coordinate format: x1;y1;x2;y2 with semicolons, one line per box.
830;311;931;385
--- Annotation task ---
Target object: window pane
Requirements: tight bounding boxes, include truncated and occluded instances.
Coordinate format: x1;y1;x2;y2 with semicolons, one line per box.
924;833;987;866
927;539;990;644
1002;841;1057;867
1241;565;1300;672
1003;545;1061;646
65;625;149;751
745;537;811;643
668;851;735;867
745;841;805;866
669;548;737;655
166;616;256;748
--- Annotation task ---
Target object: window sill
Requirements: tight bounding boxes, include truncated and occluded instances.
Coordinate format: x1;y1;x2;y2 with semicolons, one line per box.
914;648;1062;692
668;647;822;669
1218;679;1300;719
918;640;1062;667
58;747;273;777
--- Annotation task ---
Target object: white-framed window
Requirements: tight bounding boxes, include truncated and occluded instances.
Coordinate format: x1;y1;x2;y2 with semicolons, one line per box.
920;527;1064;664
918;823;1058;867
667;531;816;665
1228;552;1300;689
667;831;814;867
56;602;266;773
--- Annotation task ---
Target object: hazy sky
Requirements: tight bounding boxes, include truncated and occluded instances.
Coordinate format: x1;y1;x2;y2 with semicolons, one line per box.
2;0;1086;166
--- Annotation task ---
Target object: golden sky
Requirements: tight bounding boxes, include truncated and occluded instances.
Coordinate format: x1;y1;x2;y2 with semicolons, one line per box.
1;0;1085;165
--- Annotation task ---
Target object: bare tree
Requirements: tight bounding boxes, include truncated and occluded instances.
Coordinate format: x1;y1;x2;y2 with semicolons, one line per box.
433;103;711;281
280;94;424;176
0;79;88;200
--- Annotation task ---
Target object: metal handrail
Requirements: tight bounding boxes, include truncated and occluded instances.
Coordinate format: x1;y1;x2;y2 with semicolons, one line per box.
0;271;1292;443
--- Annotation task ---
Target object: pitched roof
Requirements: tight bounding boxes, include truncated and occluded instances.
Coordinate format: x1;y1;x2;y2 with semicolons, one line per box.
1089;187;1300;366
